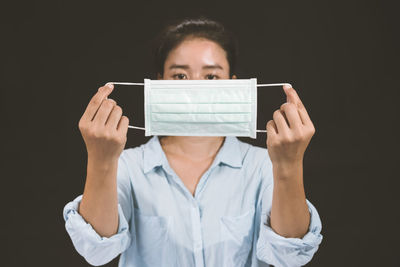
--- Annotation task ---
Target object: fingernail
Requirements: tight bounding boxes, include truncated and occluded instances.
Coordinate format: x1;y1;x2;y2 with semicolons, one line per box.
106;83;114;89
283;84;292;90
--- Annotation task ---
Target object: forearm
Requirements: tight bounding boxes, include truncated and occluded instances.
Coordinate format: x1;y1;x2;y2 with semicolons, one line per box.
79;158;119;237
270;161;310;238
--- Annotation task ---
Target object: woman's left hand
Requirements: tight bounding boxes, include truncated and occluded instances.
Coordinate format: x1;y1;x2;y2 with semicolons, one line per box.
266;85;315;174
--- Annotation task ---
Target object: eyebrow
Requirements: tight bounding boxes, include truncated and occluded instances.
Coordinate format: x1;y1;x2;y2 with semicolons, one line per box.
169;64;224;70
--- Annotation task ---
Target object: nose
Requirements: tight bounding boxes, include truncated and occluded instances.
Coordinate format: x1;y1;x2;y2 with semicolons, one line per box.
190;72;203;80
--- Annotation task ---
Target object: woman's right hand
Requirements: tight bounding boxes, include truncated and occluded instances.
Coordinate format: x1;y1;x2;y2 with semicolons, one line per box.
78;83;129;164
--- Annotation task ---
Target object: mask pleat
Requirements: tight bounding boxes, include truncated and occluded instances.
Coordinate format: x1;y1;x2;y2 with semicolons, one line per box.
151;113;252;123
150;89;251;103
150;103;252;113
150;122;251;136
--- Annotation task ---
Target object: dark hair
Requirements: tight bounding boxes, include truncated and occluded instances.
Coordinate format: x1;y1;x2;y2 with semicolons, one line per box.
152;17;238;78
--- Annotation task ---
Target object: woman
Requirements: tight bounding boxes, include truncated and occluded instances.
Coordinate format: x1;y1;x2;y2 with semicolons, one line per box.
63;17;323;267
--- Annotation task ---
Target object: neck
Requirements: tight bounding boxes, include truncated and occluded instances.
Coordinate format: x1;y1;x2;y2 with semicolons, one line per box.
160;136;225;159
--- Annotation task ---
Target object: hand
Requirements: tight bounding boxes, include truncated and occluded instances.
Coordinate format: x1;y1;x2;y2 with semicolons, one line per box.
78;83;129;163
266;85;315;171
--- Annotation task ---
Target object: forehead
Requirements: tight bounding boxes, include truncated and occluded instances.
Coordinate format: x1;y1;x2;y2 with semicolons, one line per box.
164;38;228;67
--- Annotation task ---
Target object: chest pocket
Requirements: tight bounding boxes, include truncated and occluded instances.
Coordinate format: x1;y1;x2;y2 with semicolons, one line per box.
133;208;173;267
219;206;256;266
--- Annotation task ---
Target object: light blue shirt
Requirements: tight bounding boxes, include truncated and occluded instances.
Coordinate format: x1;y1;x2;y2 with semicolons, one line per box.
63;136;323;267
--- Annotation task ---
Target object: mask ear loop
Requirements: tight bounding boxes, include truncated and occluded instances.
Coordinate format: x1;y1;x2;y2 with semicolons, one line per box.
256;83;293;133
108;81;293;133
108;82;146;130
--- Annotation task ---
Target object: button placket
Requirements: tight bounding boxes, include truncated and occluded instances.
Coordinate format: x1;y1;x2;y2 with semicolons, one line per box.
195;165;216;199
191;203;204;267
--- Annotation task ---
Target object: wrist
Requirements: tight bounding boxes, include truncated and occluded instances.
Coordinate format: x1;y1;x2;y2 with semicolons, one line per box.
87;156;119;172
272;160;303;181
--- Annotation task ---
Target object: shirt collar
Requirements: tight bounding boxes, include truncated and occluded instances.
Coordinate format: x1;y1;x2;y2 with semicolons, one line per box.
143;136;243;174
143;136;165;173
213;136;243;168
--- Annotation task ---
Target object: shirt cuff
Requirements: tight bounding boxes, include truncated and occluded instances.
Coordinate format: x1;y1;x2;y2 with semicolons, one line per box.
256;199;323;267
63;195;132;266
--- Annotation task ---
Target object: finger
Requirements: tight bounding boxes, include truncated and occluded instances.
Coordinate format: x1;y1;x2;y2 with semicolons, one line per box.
93;99;116;126
82;83;114;122
297;104;313;126
105;105;123;130
117;116;129;135
280;103;303;129
266;120;277;136
283;85;314;126
283;85;304;110
273;110;290;134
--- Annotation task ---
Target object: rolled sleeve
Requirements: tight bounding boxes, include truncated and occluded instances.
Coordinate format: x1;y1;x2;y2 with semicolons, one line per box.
255;151;323;267
63;195;132;266
63;151;134;265
256;195;323;267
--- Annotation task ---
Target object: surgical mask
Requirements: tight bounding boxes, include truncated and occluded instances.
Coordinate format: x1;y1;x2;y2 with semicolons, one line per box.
108;78;292;139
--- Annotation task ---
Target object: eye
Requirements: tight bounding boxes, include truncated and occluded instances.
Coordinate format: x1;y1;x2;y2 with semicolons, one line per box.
206;74;219;80
173;73;187;80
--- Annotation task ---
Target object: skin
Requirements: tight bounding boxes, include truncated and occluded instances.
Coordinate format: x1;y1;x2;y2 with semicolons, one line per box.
78;37;314;239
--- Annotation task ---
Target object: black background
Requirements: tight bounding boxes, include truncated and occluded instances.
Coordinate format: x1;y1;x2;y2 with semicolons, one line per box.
1;0;399;266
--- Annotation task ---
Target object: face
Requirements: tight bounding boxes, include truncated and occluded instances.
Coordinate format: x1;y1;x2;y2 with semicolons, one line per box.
159;37;237;80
